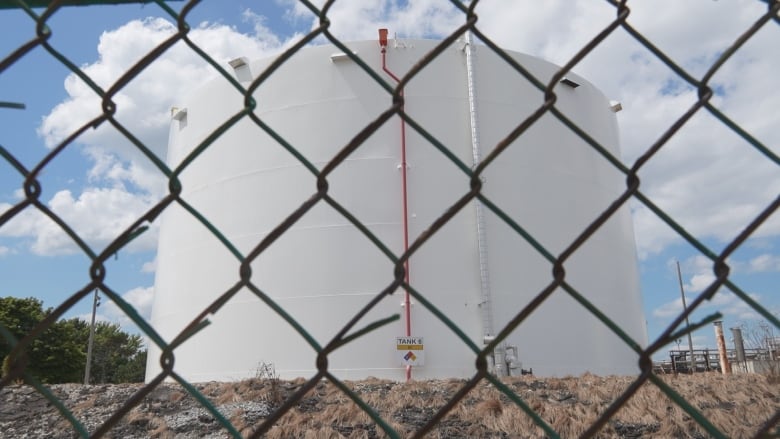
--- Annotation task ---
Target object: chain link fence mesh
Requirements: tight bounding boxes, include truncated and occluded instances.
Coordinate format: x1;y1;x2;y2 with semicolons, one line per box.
1;0;779;437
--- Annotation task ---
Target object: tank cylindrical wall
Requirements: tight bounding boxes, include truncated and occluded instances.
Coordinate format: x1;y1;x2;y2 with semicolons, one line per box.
146;39;648;382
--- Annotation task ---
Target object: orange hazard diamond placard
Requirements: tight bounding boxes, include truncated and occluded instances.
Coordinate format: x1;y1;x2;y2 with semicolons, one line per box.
396;336;424;366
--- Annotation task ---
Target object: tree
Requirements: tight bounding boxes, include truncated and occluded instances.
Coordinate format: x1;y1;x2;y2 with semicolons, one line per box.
82;321;146;384
1;296;146;384
0;296;46;358
0;296;83;383
30;317;86;383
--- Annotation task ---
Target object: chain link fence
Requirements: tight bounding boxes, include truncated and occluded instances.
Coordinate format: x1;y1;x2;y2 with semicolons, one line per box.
1;0;779;437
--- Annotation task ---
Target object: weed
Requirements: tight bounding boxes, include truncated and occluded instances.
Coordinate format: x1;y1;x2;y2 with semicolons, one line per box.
256;361;282;404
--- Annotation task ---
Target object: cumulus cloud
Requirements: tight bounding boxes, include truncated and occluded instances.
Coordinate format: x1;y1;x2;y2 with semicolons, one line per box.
38;16;293;164
652;297;686;319
0;188;157;255
111;286;155;322
678;255;719;294
9;2;779;272
652;254;770;321
581;3;780;257
9;14;300;257
287;0;780;258
83;286;155;333
141;257;156;274
669;251;780;283
652;289;761;321
281;0;780;340
746;253;780;273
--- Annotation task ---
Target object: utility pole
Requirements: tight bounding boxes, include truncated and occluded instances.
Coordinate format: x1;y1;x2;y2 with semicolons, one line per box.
676;261;696;373
84;288;99;384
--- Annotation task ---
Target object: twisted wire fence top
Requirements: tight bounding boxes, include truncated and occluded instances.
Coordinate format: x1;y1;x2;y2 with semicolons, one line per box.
1;0;778;438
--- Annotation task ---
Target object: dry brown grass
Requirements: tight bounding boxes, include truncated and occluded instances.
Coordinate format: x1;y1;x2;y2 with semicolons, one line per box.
215;384;241;405
123;407;149;425
5;372;776;438
228;373;776;437
70;393;98;412
476;398;503;417
167;388;186;403
147;416;171;438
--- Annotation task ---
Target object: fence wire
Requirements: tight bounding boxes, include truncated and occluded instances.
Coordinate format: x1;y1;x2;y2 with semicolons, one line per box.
1;0;779;438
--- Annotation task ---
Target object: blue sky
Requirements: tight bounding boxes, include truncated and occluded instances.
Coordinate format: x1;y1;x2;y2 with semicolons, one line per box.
1;0;778;364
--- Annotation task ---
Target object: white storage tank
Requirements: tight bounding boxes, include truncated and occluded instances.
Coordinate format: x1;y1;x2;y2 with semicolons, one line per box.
146;35;647;382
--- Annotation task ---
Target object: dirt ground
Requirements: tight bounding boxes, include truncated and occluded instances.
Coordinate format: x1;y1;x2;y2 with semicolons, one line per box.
1;372;777;438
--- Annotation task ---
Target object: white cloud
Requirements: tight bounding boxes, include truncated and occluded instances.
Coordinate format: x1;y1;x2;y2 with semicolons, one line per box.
296;1;780;258
0;187;157;255
283;0;465;42
10;1;778;266
38;16;290;163
653;297;685;319
15;15;300;257
471;2;780;259
722;296;765;321
83;286;155;333
652;288;761;322
653;253;769;323
242;9;283;50
648;252;777;328
746;253;780;273
678;255;718;294
622;25;779;256
686;272;717;295
113;286;155;321
670;251;780;285
0;246;10;257
141;257;156;274
671;254;773;294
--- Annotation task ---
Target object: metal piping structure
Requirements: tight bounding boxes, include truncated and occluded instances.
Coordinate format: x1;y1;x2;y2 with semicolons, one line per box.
713;321;732;374
676;261;696;372
379;28;413;381
730;326;746;371
462;31;503;376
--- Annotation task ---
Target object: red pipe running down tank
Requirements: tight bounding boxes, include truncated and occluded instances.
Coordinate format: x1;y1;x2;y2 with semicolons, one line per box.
379;28;412;381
